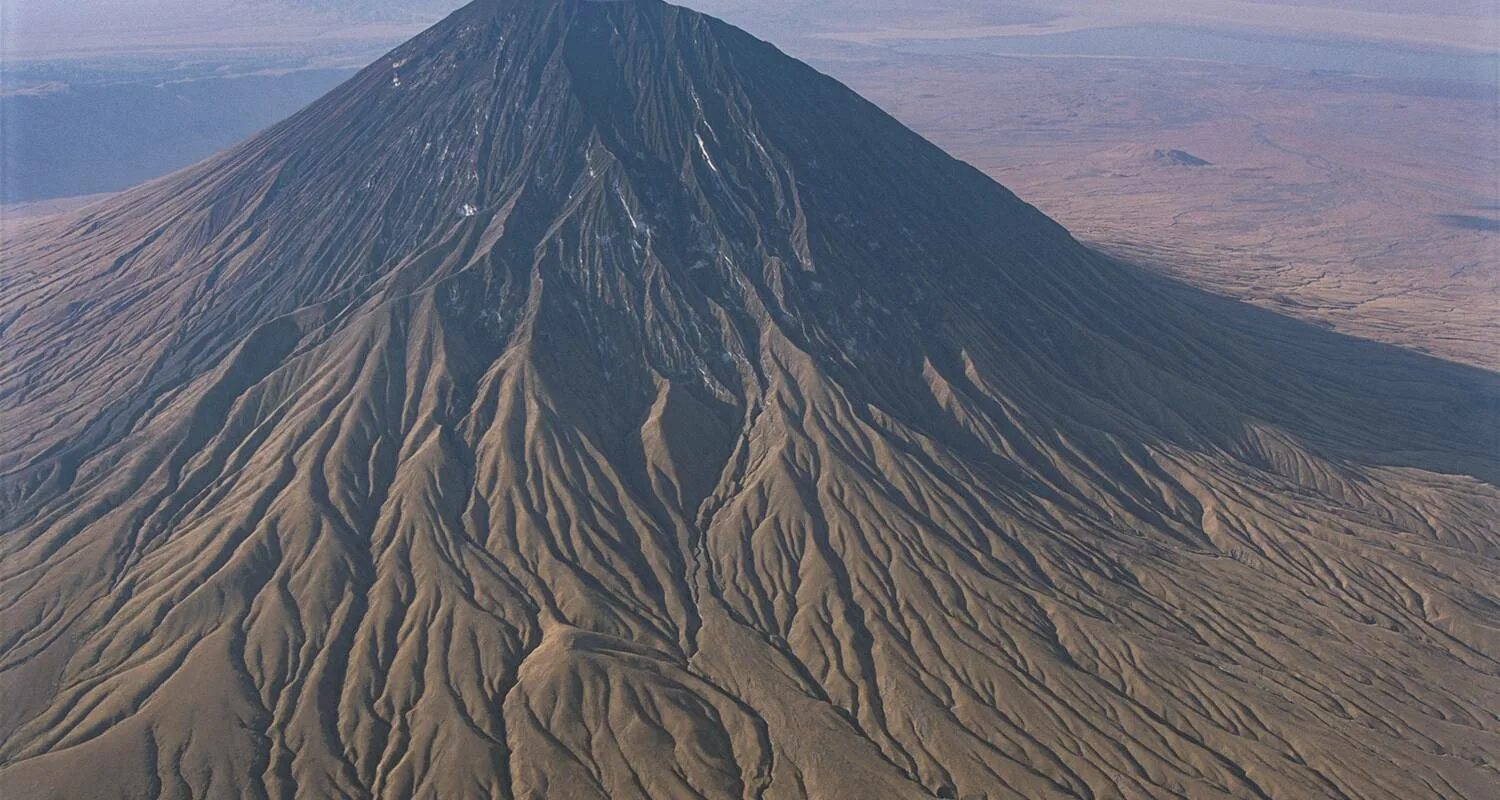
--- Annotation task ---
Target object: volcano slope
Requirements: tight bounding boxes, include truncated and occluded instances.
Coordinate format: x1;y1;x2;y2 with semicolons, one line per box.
1;1;1498;798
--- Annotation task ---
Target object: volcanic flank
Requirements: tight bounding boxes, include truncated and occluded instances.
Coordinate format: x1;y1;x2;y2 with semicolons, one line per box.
1;0;1498;798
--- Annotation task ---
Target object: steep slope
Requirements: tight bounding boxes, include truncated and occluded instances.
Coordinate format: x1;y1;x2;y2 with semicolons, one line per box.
1;1;1498;798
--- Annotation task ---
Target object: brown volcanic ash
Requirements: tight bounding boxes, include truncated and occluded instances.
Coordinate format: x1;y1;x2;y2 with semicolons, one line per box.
0;0;1497;797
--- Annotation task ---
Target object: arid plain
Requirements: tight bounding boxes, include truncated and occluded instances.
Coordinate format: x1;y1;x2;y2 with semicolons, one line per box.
829;50;1500;370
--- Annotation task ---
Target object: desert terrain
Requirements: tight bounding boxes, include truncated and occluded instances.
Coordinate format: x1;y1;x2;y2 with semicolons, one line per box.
0;1;1496;798
824;48;1500;369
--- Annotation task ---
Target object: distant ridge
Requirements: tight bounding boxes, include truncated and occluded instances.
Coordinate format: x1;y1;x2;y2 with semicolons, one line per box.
1151;148;1211;166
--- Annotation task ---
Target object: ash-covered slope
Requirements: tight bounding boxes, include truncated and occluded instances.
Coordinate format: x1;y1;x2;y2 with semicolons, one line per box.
1;0;1498;798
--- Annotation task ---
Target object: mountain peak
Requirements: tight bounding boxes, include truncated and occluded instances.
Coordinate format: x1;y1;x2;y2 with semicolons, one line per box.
2;1;1496;798
28;0;1052;431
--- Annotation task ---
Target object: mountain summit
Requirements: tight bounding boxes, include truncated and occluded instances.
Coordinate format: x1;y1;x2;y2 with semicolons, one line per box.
1;1;1497;798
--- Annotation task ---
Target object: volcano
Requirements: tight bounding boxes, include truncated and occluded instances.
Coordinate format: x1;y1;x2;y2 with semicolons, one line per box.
1;1;1498;798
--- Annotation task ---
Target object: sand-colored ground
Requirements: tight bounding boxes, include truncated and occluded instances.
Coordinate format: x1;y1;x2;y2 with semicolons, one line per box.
780;47;1498;372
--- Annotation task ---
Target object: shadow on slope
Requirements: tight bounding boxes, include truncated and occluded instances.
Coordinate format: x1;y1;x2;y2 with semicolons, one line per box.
1117;256;1499;486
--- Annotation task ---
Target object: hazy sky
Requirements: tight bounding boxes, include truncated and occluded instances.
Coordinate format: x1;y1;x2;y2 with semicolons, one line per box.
3;0;1497;59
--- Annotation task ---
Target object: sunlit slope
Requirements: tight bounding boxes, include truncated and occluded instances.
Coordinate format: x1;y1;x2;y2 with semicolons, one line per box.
1;1;1497;798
